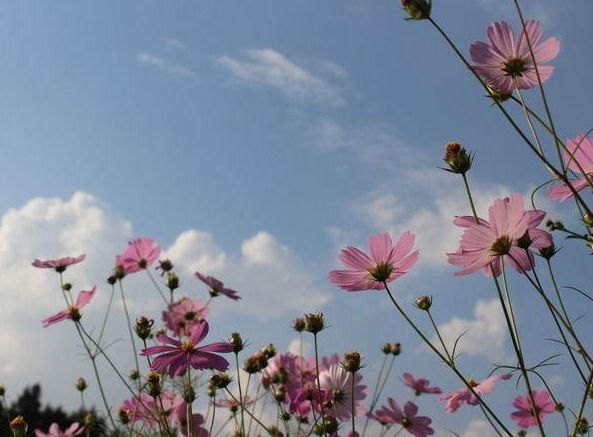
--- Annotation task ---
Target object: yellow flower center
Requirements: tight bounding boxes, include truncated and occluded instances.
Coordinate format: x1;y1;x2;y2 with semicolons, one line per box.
181;339;195;352
368;262;393;282
490;235;512;256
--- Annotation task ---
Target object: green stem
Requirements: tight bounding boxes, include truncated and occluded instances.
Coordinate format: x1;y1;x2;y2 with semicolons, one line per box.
224;388;272;434
118;280;140;376
427;309;452;363
235;353;246;436
361;354;389;436
313;333;327;437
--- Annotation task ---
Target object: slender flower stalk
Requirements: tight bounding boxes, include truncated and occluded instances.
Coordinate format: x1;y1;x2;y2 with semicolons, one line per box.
118;280;141;381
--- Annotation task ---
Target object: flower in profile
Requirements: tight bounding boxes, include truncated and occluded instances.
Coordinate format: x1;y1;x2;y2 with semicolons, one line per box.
440;373;511;413
447;194;552;277
549;134;593;201
141;320;232;378
402;373;442;396
511;389;556;429
117;237;160;274
162;298;209;337
371;399;434;437
195;271;241;300
34;423;84;437
214;396;255;414
32;255;86;273
318;364;367;421
470;20;559;94
42;287;96;327
329;232;419;291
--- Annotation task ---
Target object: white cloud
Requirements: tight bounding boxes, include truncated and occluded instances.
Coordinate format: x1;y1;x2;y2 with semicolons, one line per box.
462;420;498;437
165;38;186;50
436;299;507;361
137;52;195;78
216;49;347;107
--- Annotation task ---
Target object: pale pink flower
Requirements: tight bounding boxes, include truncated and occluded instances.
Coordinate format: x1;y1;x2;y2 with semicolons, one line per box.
42;287;96;327
448;194;552;277
171;403;209;437
549;134;593;201
32;255;86;273
117;237;160;274
214;396;255;411
371;399;434;437
329;232;419;291
511;389;556;429
162;297;209;337
402;373;442;396
470;20;559;94
440;373;512;413
318;364;367;420
34;422;84;437
141;319;232;378
195;271;241;300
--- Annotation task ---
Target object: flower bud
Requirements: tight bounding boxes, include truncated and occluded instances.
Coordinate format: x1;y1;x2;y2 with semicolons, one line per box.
75;377;88;392
166;272;180;291
381;343;392;355
414;295;432;311
106;275;117;285
401;0;431;20
207;384;217;398
147;371;161;397
118;408;131;425
293;318;306;332
485;85;511;103
9;416;27;437
84;412;96;429
261;343;276;359
62;283;72;291
443;142;472;175
390;342;402;356
555;402;565;412
280;412;291;422
322;416;339;434
539;243;557;260
135;316;154;340
182;384;196;403
304;313;325;334
576;417;588;434
129;369;140;381
209;372;232;389
229;332;244;354
158;259;174;274
114;264;126;280
341;351;363;373
584;213;593;227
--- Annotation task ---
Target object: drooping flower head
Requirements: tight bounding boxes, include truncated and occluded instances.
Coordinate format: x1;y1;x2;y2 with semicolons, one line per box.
34;422;84;437
470;20;559;94
549;134;593;201
329;232;419;291
402;373;442;396
141;319;232;378
32;255;86;273
162;297;209;337
318;364;367;421
440;373;512;413
371;399;434;437
42;287;97;327
195;271;241;300
511;389;556;429
447;194;552;277
116;237;161;274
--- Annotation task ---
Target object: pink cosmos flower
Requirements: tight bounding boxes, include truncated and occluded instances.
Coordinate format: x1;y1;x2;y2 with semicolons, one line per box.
32;255;86;273
318;364;367;421
162;297;209;337
34;422;84;437
214;396;255;412
448;194;552;277
117;237;161;274
329;232;419;291
402;373;442;396
42;287;96;327
141;319;232;378
195;271;241;300
440;373;512;413
549;134;593;201
511;389;556;429
371;399;434;437
470;20;559;94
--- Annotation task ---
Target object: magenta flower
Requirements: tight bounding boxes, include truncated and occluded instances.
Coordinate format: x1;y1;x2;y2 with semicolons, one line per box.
195;271;241;300
371;399;434;437
34;422;84;437
447;194;552;277
511;389;556;429
549;134;593;201
440;373;511;413
319;364;367;420
329;232;419;291
32;255;86;273
402;372;442;396
470;20;559;94
42;287;96;327
117;237;161;274
141;319;232;378
162;297;209;337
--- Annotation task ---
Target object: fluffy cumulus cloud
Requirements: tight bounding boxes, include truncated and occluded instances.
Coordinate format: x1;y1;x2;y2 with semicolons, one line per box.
0;192;330;412
436;299;507;361
216;49;348;106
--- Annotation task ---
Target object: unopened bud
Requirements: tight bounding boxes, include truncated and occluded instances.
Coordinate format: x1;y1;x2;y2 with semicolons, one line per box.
229;332;244;354
414;295;432;311
118;408;131;425
304;313;325;334
261;343;276;359
391;343;401;356
576;417;588;434
113;265;126;280
293;318;306;332
443;142;472;175
341;351;363;373
107;275;117;285
401;0;431;20
209;372;232;389
62;283;72;291
75;377;88;392
135;316;154;340
584;214;593;227
9;416;27;437
381;343;392;355
129;369;140;381
166;272;180;290
158;259;174;274
539;243;557;260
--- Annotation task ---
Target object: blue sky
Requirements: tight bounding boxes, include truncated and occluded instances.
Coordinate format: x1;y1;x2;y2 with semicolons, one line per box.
0;1;592;435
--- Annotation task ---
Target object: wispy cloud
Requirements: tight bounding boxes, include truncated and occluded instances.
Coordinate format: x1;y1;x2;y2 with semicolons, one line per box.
216;49;348;107
165;38;186;50
136;52;196;79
